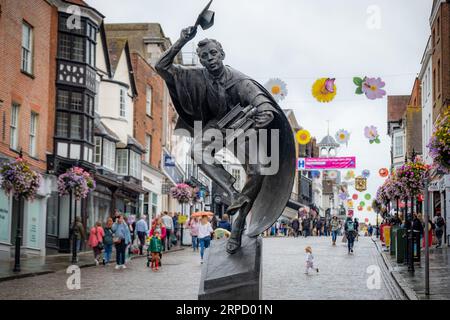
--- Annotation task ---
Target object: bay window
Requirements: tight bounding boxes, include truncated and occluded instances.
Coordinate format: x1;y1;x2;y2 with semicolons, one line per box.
103;139;116;171
130;151;141;179
116;149;128;175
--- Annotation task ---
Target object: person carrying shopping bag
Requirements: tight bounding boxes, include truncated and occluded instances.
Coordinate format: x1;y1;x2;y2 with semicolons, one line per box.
112;215;131;269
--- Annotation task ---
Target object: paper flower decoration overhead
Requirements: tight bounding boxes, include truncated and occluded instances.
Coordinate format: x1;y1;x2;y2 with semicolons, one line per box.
296;129;311;145
360;201;366;207
362;169;371;178
367;206;373;212
354;76;386;100
327;171;338;179
347;200;354;208
352;194;359;200
379;168;389;178
358;206;363;211
365;126;381;144
312;171;321;179
339;191;349;200
335;129;351;146
264;78;288;103
365;194;372;201
345;170;356;181
312;78;337;103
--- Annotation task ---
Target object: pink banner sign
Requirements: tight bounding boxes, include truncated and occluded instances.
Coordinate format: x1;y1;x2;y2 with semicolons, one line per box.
298;157;356;170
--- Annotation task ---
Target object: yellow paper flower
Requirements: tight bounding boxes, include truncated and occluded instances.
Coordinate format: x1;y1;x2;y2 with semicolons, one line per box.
296;130;311;145
312;78;337;103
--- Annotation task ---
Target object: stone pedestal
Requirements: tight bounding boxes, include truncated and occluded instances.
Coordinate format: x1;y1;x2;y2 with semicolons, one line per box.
198;235;262;300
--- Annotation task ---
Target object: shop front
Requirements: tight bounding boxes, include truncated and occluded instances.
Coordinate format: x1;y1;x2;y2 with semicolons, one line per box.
1;174;53;258
141;164;164;220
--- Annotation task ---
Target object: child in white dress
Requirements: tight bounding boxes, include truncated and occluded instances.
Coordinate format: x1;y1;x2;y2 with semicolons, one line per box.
305;246;319;274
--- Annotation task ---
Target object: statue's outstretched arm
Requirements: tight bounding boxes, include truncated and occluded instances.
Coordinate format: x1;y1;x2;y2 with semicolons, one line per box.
155;26;197;79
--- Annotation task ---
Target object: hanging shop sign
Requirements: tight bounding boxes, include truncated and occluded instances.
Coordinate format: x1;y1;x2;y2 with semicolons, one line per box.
355;177;367;192
298;157;356;170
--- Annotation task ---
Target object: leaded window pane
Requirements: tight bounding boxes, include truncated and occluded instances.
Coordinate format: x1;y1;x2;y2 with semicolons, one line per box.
70;114;82;139
56;112;69;137
57;90;70;109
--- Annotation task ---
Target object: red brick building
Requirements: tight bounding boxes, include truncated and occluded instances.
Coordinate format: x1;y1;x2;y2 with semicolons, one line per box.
0;0;58;256
430;0;450;122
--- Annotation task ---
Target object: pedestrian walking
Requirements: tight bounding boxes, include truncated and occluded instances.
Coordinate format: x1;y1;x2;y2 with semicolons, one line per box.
103;218;114;265
291;218;300;238
434;213;446;248
70;216;85;257
173;212;179;244
136;215;149;255
162;212;174;251
330;216;340;246
217;214;232;232
354;218;360;241
302;217;310;238
316;218;323;237
150;218;167;266
87;221;104;266
112;215;131;269
198;215;213;264
344;217;356;254
304;246;319;274
368;224;374;237
188;216;200;251
147;230;163;271
211;214;219;231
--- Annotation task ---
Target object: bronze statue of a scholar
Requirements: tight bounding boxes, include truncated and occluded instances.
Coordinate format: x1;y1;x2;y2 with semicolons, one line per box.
155;4;295;255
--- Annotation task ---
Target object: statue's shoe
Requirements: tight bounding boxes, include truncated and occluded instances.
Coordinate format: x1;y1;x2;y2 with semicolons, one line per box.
226;193;251;216
226;235;242;254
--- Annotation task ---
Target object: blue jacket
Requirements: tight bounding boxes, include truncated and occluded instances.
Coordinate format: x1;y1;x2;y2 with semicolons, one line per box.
218;220;232;232
112;222;131;245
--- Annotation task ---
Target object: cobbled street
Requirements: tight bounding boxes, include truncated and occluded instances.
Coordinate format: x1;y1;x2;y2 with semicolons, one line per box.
0;237;405;300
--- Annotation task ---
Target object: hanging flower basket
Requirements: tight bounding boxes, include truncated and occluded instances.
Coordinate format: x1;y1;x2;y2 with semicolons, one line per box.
395;160;430;198
170;183;194;204
428;109;450;174
0;157;41;201
57;167;96;201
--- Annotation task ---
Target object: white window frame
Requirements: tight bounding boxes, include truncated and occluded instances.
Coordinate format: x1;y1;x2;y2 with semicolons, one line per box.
129;150;141;179
10;104;19;150
119;88;126;118
146;86;152;116
29;112;38;157
145;134;152;163
94;137;102;165
116;149;128;175
394;134;404;158
21;22;33;74
103;139;116;171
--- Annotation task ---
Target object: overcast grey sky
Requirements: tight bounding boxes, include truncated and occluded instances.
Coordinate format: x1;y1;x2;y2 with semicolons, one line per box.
89;0;433;223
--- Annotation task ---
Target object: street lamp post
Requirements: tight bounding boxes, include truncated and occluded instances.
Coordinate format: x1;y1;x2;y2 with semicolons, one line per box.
408;197;415;273
424;179;430;296
13;149;24;273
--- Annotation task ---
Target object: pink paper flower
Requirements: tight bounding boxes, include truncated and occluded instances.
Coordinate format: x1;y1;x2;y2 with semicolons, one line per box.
364;126;380;144
362;77;386;100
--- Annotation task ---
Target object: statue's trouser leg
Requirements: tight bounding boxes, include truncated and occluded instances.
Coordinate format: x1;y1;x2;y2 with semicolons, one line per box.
228;174;265;254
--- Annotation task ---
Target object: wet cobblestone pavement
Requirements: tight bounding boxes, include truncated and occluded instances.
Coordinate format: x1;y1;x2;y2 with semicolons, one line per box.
0;237;404;300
